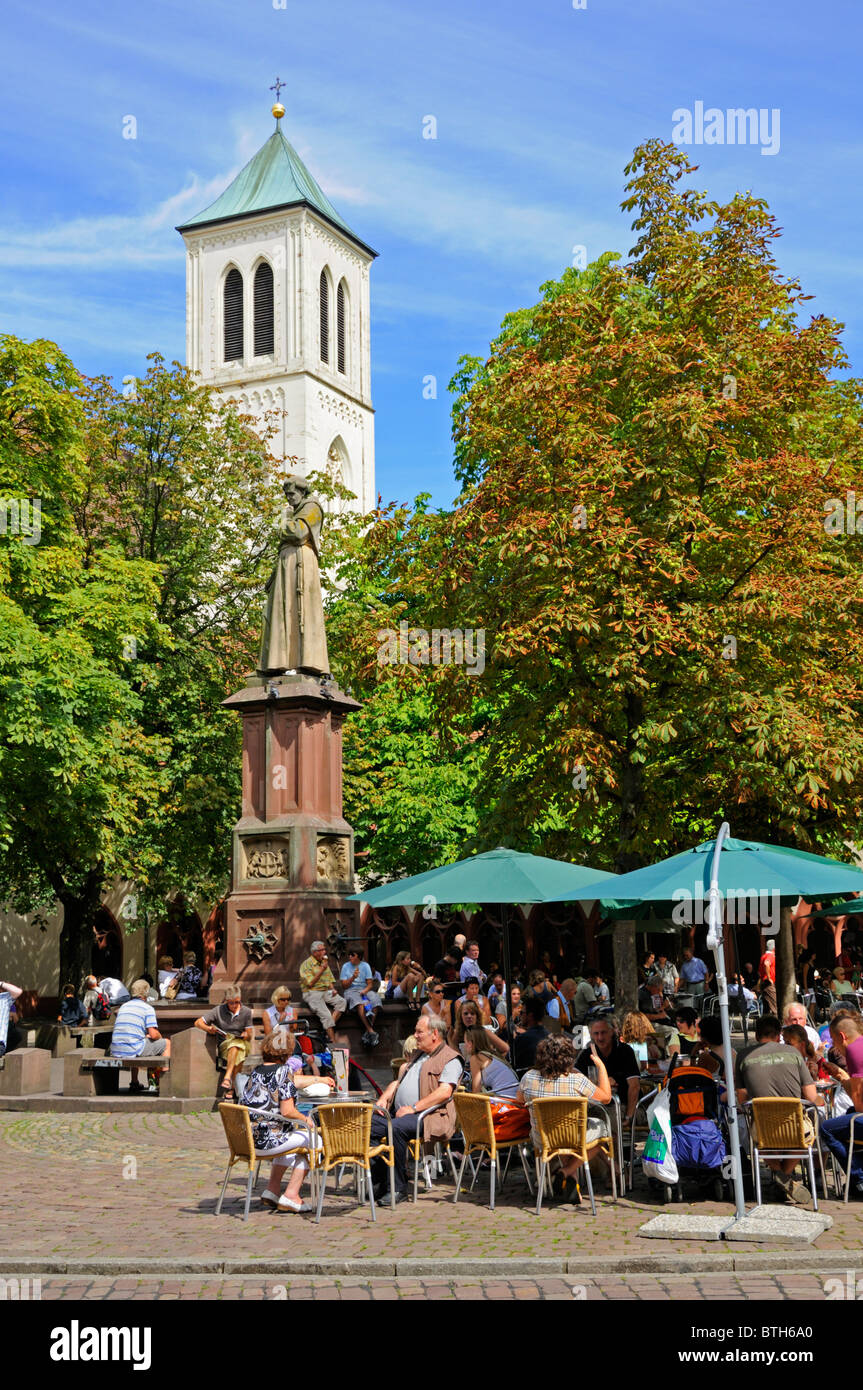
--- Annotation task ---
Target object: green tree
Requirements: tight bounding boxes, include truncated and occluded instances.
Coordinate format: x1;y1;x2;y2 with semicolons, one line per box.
334;143;863;1005
0;343;284;986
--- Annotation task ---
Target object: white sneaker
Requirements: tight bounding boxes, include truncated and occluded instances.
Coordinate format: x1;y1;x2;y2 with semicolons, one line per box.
261;1190;281;1207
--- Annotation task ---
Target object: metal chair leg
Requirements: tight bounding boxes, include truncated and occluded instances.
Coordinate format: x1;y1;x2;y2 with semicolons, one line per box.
243;1168;253;1222
753;1144;762;1206
536;1159;546;1216
314;1164;327;1223
583;1160;596;1217
453;1149;469;1204
215;1160;232;1216
519;1146;534;1195
367;1167;377;1223
489;1158;496;1212
808;1149;818;1213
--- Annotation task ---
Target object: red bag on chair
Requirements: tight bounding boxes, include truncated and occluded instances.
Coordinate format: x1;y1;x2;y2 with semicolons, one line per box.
490;1102;531;1142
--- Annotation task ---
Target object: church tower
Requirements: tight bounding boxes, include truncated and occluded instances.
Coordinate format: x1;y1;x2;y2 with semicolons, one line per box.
177;90;376;512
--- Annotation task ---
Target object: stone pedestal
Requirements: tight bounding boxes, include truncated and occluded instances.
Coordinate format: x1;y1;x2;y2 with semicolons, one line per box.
63;1048;106;1098
165;1026;220;1098
218;674;361;1001
0;1047;51;1096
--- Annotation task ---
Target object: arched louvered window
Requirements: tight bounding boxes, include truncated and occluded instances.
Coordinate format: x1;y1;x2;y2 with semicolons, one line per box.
253;262;274;357
223;268;244;363
319;270;330;364
336;281;347;375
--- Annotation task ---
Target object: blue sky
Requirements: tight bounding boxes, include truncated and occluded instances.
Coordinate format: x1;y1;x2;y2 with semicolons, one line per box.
2;0;861;507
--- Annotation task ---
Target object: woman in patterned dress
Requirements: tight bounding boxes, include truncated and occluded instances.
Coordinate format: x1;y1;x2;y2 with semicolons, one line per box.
242;1031;331;1213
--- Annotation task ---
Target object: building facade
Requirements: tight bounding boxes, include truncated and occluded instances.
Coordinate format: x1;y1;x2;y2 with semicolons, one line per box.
177;111;377;511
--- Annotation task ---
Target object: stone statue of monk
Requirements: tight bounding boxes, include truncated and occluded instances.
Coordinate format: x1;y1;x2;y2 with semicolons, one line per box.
258;475;330;676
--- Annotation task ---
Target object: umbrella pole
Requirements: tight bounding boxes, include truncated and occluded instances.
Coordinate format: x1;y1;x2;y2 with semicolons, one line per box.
500;902;513;1042
730;919;747;1049
706;820;747;1225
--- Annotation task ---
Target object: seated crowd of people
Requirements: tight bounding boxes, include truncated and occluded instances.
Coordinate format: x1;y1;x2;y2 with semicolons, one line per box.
237;932;863;1216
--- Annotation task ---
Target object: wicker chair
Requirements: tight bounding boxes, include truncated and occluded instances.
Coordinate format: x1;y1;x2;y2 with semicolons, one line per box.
312;1103;395;1223
529;1096;596;1216
406;1102;461;1201
746;1097;826;1211
216;1102;320;1221
451;1093;533;1211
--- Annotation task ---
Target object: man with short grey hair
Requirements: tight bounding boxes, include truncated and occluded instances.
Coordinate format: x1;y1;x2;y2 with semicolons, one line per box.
369;1014;462;1202
299;940;346;1043
782;1002;823;1056
111;979;170;1093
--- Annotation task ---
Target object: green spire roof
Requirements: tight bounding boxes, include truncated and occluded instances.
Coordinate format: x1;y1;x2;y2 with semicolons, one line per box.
177;125;375;255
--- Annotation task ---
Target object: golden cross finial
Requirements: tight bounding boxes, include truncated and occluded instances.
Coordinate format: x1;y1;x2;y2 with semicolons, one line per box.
270;77;286;121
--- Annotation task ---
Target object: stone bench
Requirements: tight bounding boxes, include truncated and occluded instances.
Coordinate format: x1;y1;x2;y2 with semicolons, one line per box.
0;1047;52;1096
63;1048;169;1097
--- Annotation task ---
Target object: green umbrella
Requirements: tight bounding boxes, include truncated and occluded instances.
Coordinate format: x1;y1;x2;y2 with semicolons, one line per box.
350;847;617;909
350;848;617;1036
801;896;863;917
545;838;863;916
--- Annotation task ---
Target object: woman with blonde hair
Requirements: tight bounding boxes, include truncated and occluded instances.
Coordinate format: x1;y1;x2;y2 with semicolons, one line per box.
157;955;179;997
263;986;297;1036
620;1010;661;1062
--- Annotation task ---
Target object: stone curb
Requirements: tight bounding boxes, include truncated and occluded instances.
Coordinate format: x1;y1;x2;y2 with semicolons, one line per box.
2;1252;863;1278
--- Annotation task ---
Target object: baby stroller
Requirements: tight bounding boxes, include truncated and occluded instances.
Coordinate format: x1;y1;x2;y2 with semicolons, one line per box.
647;1062;729;1204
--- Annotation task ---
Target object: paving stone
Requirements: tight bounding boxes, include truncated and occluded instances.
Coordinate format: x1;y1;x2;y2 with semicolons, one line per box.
639;1214;733;1240
725;1207;833;1245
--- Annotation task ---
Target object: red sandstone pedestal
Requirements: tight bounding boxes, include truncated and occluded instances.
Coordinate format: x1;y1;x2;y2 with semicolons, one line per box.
214;674;361;1003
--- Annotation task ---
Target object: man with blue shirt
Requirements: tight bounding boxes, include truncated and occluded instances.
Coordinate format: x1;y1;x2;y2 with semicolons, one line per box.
679;947;711;998
110;979;170;1093
339;948;380;1048
459;941;487;988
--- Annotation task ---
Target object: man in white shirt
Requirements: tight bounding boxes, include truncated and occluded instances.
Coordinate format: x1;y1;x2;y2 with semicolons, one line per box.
782;1002;824;1057
98;975;131;1006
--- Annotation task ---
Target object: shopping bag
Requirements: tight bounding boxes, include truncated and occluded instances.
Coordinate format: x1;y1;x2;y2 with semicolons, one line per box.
641;1088;679;1184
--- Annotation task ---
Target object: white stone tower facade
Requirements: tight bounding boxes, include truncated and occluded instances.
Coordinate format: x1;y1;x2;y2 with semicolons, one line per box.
178;109;376;512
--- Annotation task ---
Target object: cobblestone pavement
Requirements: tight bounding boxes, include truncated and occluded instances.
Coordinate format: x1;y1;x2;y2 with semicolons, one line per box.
10;1273;842;1300
4;1110;862;1268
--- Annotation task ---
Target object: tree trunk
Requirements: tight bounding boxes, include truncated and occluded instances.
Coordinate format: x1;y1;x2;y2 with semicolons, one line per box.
611;696;646;1019
612;920;639;1017
777;903;796;1014
57;865;105;993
